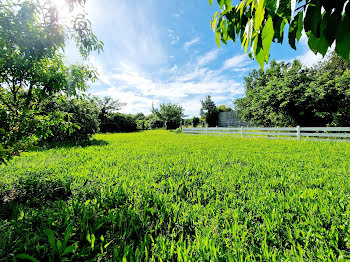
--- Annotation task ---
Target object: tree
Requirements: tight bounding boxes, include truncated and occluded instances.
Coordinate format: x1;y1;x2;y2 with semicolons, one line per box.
191;117;200;127
93;96;126;123
234;54;350;127
151;103;186;129
134;112;146;120
218;105;233;112
200;95;219;127
209;0;350;68
0;0;103;161
0;1;102;109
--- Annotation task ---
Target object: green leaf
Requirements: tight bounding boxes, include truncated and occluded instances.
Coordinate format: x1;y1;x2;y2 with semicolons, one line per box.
323;11;340;45
245;18;254;42
216;31;221;47
252;36;259;57
209;0;213;6
57;239;63;253
266;0;278;14
227;22;236;41
254;0;265;31
224;0;232;10
91;233;96;249
304;2;321;37
256;47;265;69
16;254;40;262
288;18;298;50
63;224;73;248
220;19;228;43
262;16;274;61
86;233;91;243
273;16;287;43
45;228;56;252
308;32;328;56
211;18;218;32
296;12;303;41
276;0;291;17
335;16;350;60
62;245;75;256
217;0;224;9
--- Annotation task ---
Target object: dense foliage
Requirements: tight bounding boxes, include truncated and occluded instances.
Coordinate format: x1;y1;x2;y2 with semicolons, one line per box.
42;96;100;142
235;54;350;127
200;95;219;127
99;113;138;133
0;131;349;260
210;0;350;68
151;103;186;129
0;0;102;161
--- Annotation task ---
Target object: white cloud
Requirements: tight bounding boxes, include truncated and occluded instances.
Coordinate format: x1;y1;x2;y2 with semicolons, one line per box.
295;50;324;67
90;58;244;116
184;37;200;50
294;32;334;67
95;87;158;114
197;49;221;66
168;30;180;45
222;54;251;70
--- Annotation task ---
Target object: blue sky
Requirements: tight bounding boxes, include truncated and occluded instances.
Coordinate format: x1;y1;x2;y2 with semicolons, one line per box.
64;0;325;117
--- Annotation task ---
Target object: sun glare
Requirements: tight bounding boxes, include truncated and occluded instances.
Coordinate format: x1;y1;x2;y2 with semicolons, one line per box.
50;0;84;21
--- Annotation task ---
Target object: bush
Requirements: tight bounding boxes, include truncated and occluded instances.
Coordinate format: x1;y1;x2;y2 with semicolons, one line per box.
0;96;100;162
165;120;180;130
42;96;100;142
136;119;148;130
100;113;137;133
148;120;164;129
192;117;200;127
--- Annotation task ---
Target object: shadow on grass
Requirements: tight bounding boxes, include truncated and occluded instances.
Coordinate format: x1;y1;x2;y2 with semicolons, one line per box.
0;176;72;220
29;139;110;152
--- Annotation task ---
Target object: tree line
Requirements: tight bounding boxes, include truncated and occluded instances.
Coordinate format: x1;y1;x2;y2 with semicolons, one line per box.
235;52;350;127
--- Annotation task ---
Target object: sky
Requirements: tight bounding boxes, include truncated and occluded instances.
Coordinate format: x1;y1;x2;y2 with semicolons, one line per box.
63;0;326;117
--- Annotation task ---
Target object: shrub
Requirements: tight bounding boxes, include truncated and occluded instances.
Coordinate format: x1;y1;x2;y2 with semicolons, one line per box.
100;113;137;133
42;96;100;142
148;120;164;129
192;117;200;127
165;120;180;130
136;119;148;130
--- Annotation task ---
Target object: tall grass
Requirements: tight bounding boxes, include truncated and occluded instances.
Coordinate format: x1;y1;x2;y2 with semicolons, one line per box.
0;130;349;261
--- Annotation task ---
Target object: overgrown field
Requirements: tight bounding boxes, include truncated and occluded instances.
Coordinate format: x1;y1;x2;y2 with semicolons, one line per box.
1;130;349;261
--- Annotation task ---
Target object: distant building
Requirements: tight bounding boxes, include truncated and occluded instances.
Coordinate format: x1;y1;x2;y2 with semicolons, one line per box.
218;111;251;127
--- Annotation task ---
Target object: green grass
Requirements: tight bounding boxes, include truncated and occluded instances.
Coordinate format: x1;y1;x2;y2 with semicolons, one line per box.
1;130;349;261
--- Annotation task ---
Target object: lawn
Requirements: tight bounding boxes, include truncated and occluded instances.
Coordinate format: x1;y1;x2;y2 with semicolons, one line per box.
0;130;349;261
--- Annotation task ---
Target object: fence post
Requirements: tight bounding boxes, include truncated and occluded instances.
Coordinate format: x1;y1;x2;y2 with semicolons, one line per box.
241;126;244;138
296;126;301;141
206;126;208;135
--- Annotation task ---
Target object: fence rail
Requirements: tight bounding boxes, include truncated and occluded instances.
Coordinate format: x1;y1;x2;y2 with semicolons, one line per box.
182;126;350;141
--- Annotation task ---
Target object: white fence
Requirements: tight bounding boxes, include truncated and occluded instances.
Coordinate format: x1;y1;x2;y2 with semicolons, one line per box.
182;126;350;141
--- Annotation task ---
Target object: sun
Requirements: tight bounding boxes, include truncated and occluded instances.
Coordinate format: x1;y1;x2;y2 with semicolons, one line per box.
49;0;84;20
